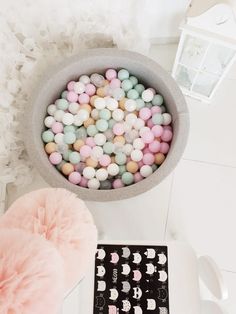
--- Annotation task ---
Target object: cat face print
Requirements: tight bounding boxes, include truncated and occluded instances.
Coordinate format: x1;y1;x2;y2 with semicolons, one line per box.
109;288;119;301
96;265;106;277
97;248;106;260
132;252;142;264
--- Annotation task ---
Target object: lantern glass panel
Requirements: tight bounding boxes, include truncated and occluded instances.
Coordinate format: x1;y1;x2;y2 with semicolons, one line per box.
175;64;197;90
192;72;219;96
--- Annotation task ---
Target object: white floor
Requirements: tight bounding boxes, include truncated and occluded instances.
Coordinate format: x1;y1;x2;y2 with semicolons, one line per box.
6;44;236;313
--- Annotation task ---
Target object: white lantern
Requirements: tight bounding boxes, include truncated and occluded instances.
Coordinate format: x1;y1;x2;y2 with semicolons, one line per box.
172;2;236;102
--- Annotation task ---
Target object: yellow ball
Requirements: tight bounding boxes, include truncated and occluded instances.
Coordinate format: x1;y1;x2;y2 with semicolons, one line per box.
119;98;127;110
96;87;106;97
86;157;98;168
61;163;74;176
84;118;95;128
113;135;125;145
126;161;139;174
90;95;99;106
73;139;84;151
45;142;57;154
80;103;92;113
155;153;165;165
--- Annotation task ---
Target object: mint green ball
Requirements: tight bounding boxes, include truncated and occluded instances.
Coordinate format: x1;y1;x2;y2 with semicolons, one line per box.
119;165;126;175
136;98;145;110
129;76;138;86
135;84;145;94
121;79;133;92
103;142;114;155
64;132;76;144
87;125;98;137
152;113;164;125
99;108;111;120
127;89;139;100
56;99;69;110
64;125;76;133
108;119;116;129
115;153;127;165
122;172;134;185
42;130;54;143
69;151;81;164
61;91;68;99
118;69;129;81
152;94;164;106
75;127;87;139
63;149;72;161
96;119;108;132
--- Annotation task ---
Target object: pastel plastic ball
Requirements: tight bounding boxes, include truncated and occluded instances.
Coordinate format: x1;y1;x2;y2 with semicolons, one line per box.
160;142;170;154
99;154;111;167
121;79;133;92
122;172;134;185
54;110;65;122
126;161;139;174
141;130;154;144
96;168;108;181
96;119;108;132
139;107;151;120
111;87;125;101
94;133;106;146
69;151;81;164
47;104;57;116
91;146;103;160
152;113;164;125
78;93;89;104
44;116;55;128
85;137;96;147
131;149;143;162
118;69;129;81
129;76;138;86
142;89;154;102
103;142;114;155
45;142;57;154
73;115;83;127
105;69;117;81
61;163;74;175
113;123;125;136
134;118;145;130
83;167;96;179
54;133;64;144
68;102;79;114
74;82;85;94
79;176;88;188
80;145;92;158
42;130;54;143
87;178;100;189
112;108;124;122
94;97;106;110
133;138;145;150
110;78;121;89
125;113;137;126
79;75;90;85
67;91;78;103
99;108;111;120
113;179;124;189
77;109;89;122
140;165;153;177
115;152;127;165
161;129;173;142
136;98;145;110
106;97;118;111
143;153;155;165
107;163;119;176
124;99;137;112
127;89;139;100
149;140;161;153
73;139;85;151
151;106;162;115
49;152;62;165
87;125;98;137
85;84;96;96
134;172;143;183
162;113;172;125
152;125;164;137
62;113;74;126
122;143;133;156
152;94;163;106
155;152;165;165
135;84;145;94
68;171;81;184
56;99;69;111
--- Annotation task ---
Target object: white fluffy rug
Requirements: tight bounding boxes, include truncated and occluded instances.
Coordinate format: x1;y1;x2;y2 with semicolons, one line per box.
0;0;150;186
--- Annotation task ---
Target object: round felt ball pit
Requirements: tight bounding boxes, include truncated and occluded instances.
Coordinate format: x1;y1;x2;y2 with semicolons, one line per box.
25;48;189;201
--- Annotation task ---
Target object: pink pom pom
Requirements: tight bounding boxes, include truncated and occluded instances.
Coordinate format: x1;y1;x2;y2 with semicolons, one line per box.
0;228;64;314
0;188;97;291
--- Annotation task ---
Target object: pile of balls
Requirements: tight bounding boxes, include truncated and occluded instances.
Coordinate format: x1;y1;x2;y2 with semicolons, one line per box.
42;68;173;190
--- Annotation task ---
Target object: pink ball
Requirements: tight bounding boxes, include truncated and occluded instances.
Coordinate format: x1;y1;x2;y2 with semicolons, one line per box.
99;154;111;167
151;106;161;114
148;87;156;95
134;172;143;183
85;137;96;147
67;81;75;91
68;172;81;184
78;93;90;104
147;119;154;129
113;123;125;136
49;152;62;165
85;84;96;96
160;142;170;154
52;122;63;134
138;160;144;168
143;147;151;154
110;78;121;89
105;69;117;81
113;179;124;189
67;91;78;102
152;125;164;137
143;153;155;165
149;140;161;153
79;176;88;188
164;125;172;131
74;162;86;173
80;145;92;158
141;130;154;144
139;108;151;121
161;129;173;142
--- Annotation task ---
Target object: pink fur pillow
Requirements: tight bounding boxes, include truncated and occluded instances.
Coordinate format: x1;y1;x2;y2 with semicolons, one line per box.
0;228;64;314
0;188;97;291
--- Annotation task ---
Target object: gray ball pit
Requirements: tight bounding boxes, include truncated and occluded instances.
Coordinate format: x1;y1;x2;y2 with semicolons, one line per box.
25;48;189;202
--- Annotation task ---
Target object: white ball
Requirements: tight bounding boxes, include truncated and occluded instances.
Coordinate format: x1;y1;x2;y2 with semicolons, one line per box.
142;89;154;102
74;82;85;94
83;167;96;179
47;104;57;116
87;178;100;189
123;144;133;156
91;109;99;120
125;113;137;126
133;138;145;150
79;75;90;85
62;113;74;126
74;114;83;126
54;133;64;144
91;146;103;160
94;133;106;146
140;165;153;177
139;126;150;136
107;163;119;176
94;97;106;110
96;168;108;181
123;122;132;133
162;113;172;125
131;149;143;162
77;109;89;122
106;97;118;111
44;116;55;128
68;102;79;114
112;108;124;122
124;99;137;112
134;118;145;130
54;110;65;122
